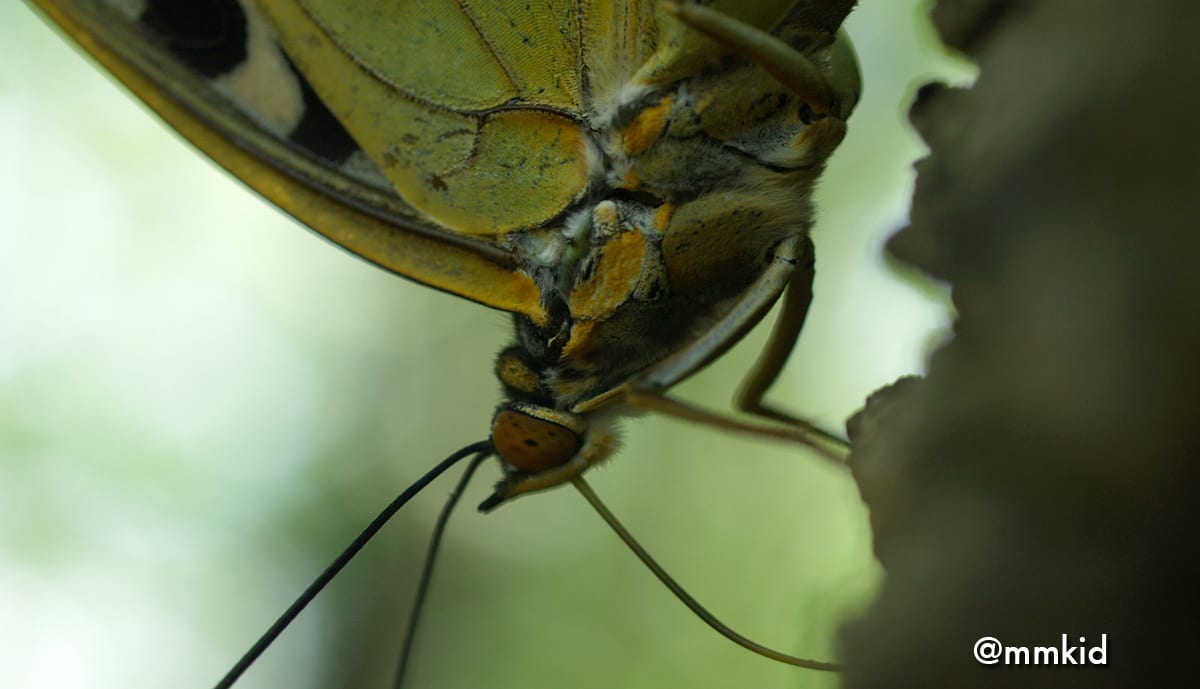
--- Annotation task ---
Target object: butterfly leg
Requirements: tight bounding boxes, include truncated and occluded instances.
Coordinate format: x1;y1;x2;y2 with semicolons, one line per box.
588;235;846;464
665;2;860;119
733;239;849;449
624;386;845;465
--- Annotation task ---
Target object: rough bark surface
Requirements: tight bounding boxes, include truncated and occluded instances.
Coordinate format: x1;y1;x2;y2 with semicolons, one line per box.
841;1;1199;687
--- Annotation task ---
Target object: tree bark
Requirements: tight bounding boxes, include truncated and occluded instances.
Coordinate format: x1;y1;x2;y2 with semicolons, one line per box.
841;1;1200;687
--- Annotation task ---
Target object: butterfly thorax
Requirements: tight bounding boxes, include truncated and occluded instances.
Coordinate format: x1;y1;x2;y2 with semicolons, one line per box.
485;27;854;489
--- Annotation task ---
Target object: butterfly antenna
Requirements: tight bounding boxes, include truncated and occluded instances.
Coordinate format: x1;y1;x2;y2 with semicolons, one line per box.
212;440;493;689
570;476;842;672
393;451;490;689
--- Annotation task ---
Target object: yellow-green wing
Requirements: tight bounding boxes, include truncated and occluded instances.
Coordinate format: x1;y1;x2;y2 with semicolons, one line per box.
28;0;549;325
252;0;803;237
257;0;594;238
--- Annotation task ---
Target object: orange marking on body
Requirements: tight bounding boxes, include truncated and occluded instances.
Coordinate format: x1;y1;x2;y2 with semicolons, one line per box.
653;203;676;233
567;231;646;320
615;167;641;191
562;319;599;361
495;350;540;395
622;95;675;157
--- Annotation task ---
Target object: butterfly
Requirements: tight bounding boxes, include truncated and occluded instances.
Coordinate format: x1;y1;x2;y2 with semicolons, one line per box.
9;0;907;686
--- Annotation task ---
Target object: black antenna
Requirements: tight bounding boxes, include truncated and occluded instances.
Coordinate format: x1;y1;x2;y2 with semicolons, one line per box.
393;452;489;689
212;440;492;689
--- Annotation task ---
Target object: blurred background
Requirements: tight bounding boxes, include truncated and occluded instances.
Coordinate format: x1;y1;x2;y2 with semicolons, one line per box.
0;3;969;688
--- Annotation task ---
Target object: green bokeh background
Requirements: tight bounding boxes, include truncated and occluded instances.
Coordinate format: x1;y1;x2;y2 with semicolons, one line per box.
0;4;968;688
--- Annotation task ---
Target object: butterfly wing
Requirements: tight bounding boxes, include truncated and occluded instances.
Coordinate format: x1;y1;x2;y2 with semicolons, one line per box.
29;0;549;324
256;0;595;239
30;0;848;335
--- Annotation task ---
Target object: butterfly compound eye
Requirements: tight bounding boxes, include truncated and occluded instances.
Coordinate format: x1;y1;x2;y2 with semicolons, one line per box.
491;406;581;473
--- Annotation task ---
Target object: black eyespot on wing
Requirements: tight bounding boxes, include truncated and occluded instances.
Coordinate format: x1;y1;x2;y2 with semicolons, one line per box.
142;0;360;166
141;0;247;79
288;61;360;164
